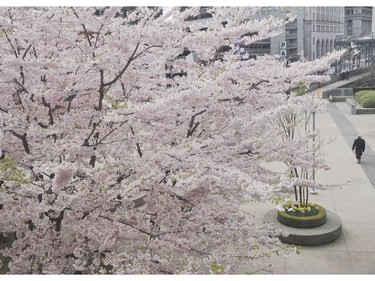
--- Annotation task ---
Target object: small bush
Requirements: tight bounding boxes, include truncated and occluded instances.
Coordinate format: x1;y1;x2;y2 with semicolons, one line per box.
355;90;375;108
277;204;327;228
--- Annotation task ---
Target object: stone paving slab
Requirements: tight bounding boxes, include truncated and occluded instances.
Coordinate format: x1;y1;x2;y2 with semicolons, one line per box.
349;252;375;274
246;72;375;274
280;249;355;274
327;103;375;188
237;72;375;274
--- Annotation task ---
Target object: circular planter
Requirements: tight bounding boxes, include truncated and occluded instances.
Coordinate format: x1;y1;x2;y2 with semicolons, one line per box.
264;209;342;245
277;204;327;229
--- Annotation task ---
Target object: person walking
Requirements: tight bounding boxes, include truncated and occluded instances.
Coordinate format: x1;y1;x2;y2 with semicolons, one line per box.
352;135;365;164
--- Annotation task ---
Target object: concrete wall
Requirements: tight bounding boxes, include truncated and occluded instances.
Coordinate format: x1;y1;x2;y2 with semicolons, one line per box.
271;32;286;57
297;8;305;56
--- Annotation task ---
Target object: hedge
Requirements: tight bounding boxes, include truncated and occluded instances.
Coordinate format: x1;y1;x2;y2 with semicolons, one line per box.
277;204;327;229
355;90;375;108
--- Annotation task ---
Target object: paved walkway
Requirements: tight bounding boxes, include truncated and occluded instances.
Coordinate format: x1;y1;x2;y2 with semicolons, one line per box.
239;72;375;274
328;103;375;188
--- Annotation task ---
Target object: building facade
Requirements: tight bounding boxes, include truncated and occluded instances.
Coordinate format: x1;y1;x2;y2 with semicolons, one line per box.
253;7;346;62
345;6;372;37
252;7;287;59
303;7;345;61
285;8;304;62
173;7;347;62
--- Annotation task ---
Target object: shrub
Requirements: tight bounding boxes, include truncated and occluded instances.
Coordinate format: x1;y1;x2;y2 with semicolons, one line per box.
355;90;375;108
277;203;327;228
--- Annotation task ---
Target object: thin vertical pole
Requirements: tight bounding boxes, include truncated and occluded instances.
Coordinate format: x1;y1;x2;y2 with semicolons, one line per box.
311;91;318;195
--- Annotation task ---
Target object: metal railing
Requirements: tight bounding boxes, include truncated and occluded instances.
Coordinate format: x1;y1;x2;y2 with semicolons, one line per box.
322;88;353;98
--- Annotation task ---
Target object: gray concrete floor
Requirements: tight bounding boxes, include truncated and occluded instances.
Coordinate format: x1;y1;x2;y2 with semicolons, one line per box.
240;73;375;274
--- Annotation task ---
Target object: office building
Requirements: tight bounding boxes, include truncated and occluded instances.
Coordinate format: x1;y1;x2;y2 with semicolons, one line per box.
345;6;372;37
303;7;345;61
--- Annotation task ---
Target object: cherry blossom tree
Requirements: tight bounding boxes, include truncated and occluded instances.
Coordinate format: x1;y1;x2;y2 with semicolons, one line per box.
0;7;344;274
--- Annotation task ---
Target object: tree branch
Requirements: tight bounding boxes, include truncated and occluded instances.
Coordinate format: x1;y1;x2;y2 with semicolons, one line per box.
81;24;92;47
32;46;38;58
82;121;101;147
239;149;259;155
96;128;118;146
13;78;29;94
94;23;104;48
187;110;206;137
129;124;142;158
103;42;140;88
11;130;31;154
247;79;270;91
98;69;105;111
98;214;154;237
22;44;32;60
131;44;162;61
41;97;54;126
1;27;18;58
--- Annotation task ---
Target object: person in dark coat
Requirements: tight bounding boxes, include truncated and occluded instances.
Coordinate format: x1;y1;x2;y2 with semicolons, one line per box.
352;135;365;164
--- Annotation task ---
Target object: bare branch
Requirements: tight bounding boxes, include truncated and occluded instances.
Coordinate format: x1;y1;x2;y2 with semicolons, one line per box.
239;149;259;155
247;79;270;91
81;24;92;47
11;130;31;154
32;46;38;58
129;124;142;158
22;44;32;60
94;23;104;48
98;214;153;237
41;97;54;126
103;42;140;88
131;44;162;61
187;110;207;137
13;78;29;94
1;27;18;58
82;121;101;147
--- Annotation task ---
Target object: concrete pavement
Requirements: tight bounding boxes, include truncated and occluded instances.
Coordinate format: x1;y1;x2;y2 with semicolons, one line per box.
239;72;375;274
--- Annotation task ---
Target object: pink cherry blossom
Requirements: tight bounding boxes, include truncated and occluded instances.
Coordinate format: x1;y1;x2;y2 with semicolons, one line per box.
0;6;345;274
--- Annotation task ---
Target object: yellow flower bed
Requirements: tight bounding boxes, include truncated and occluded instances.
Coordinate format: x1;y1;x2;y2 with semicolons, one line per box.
277;203;327;229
